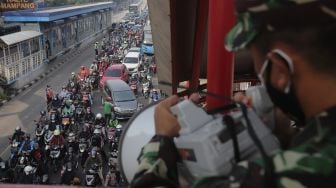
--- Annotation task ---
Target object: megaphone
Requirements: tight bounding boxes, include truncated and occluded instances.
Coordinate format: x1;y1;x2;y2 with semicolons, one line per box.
118;101;158;183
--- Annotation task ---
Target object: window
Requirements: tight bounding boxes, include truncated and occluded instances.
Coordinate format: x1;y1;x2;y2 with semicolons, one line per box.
124;57;138;64
0;47;3;58
104;86;111;96
21;41;30;57
31;38;40;53
104;69;121;77
112;90;136;102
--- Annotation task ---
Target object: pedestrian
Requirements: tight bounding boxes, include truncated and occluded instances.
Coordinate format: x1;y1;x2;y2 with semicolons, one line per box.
45;39;51;59
102;97;114;126
94;42;99;56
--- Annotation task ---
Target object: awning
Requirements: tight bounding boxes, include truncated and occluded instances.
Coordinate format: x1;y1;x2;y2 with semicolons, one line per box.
0;30;42;46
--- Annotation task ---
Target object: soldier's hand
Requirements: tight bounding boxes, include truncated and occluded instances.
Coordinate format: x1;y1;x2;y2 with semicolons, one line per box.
154;96;180;137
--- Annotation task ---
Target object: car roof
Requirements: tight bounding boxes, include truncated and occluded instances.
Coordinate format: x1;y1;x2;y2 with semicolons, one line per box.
129;47;140;52
125;52;140;58
105;80;131;91
107;64;125;70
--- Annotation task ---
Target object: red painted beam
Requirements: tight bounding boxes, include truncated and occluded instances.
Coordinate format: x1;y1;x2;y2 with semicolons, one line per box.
206;0;235;109
189;0;209;93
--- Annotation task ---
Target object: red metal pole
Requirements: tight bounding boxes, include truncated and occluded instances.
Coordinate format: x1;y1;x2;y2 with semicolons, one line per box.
189;0;208;93
206;0;235;109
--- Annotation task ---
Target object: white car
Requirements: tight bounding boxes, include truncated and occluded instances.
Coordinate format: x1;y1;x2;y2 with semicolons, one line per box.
123;51;141;74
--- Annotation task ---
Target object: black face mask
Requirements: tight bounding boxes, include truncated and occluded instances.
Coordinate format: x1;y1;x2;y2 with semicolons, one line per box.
262;51;306;125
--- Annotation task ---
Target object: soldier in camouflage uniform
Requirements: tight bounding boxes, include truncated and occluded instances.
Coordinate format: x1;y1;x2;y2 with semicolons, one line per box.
131;0;336;187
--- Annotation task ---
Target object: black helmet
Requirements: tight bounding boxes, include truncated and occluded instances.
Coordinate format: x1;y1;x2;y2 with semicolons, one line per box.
40;110;46;116
25;134;31;140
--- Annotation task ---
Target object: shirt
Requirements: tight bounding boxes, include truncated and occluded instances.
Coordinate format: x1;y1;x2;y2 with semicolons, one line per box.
103;101;114;115
131;106;336;188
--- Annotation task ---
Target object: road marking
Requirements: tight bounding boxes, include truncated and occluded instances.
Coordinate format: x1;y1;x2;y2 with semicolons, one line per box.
0;145;10;158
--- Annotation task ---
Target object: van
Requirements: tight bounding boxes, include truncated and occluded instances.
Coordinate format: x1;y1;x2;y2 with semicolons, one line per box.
103;80;139;119
123;52;141;74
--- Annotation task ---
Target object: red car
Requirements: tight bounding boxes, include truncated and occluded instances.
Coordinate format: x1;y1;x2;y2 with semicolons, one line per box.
100;64;129;88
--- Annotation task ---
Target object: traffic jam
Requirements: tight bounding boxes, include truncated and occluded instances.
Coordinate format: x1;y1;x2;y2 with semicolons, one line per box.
0;8;160;186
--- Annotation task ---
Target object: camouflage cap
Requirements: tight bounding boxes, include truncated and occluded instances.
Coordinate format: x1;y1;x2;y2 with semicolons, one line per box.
225;0;336;52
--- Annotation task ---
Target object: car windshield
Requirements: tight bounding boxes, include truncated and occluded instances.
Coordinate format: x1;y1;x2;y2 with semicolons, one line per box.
143;42;153;46
124;57;138;64
129;48;140;52
113;90;136;102
105;69;121;77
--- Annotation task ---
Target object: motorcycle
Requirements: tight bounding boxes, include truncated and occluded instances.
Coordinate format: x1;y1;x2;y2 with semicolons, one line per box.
8;138;20;168
44;129;54;151
74;106;84;124
49;145;61;173
35;125;45;144
15;151;31;179
142;81;150;99
85;163;102;186
107;127;116;151
82;93;91;109
78;138;89;168
61;116;75;132
88;73;99;90
129;80;138;96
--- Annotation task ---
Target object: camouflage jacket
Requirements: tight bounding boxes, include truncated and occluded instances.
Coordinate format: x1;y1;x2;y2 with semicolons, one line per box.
131;107;336;188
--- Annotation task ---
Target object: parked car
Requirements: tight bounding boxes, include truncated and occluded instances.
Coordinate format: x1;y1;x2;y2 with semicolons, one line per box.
99;64;129;88
103;80;139;119
123;52;141;75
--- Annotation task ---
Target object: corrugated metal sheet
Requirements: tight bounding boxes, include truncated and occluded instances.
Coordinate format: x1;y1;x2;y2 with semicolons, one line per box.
0;30;42;46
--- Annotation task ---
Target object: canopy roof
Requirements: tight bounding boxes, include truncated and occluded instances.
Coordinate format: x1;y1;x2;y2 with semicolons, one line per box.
0;30;42;46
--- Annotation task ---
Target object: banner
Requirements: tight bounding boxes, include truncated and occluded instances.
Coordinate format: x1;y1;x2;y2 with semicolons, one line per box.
0;0;36;11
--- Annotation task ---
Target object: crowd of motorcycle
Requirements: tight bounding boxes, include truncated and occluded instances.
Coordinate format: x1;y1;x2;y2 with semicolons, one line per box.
0;16;158;186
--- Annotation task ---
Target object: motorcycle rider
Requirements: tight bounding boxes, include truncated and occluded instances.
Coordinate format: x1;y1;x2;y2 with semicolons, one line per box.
50;129;65;158
79;124;91;141
91;129;104;150
62;99;74;117
18;165;34;184
37;110;48;126
90;60;98;74
61;161;76;185
0;158;13;183
11;126;25;143
79;65;89;80
94;113;106;127
104;157;117;186
30;143;47;182
84;149;104;185
149;89;160;103
18;134;34;154
45;85;53;111
59;85;68;102
66;132;78;154
84;107;95;122
94;42;99;56
51;94;62;111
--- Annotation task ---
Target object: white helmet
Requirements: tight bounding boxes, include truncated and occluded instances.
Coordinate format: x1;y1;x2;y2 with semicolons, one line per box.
54;129;60;136
94;129;101;134
24;165;33;175
96;113;102;120
116;124;122;129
